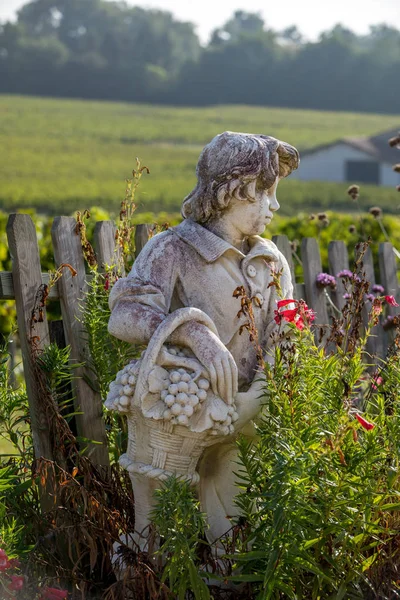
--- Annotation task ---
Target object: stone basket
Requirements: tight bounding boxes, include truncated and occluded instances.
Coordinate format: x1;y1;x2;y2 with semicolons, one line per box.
105;307;239;485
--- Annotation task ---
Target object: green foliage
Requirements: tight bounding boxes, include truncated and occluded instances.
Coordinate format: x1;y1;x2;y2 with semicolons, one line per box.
232;324;400;599
0;339;37;560
81;271;137;462
152;477;210;600
0;95;398;215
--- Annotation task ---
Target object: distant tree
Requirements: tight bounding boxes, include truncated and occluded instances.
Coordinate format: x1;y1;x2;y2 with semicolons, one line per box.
0;1;399;113
278;25;304;47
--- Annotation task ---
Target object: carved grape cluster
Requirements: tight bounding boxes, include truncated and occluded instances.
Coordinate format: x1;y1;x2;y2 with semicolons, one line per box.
161;369;208;424
160;368;237;434
105;346;239;436
106;360;140;413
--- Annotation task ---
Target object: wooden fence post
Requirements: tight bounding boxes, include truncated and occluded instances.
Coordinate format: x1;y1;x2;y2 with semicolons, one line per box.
357;245;383;360
93;221;119;272
6;214;53;462
51;217;109;466
135;224;151;258
379;242;400;347
301;237;329;329
272;235;296;284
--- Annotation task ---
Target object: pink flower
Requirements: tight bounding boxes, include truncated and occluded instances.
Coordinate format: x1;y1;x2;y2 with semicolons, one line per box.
355;413;375;431
0;549;10;572
372;298;383;317
385;295;399;307
39;587;68;600
372;376;383;390
8;575;24;591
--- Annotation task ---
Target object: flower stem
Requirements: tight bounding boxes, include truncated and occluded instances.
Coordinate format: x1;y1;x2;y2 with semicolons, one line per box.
377;217;400;260
323;288;341;316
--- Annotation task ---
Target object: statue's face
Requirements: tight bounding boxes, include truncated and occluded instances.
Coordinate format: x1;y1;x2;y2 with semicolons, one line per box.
226;177;280;237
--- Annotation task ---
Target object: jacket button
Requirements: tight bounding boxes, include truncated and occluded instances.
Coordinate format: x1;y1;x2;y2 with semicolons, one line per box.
247;265;257;278
255;292;264;306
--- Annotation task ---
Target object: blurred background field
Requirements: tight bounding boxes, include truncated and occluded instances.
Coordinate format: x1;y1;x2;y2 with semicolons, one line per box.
1;94;399;217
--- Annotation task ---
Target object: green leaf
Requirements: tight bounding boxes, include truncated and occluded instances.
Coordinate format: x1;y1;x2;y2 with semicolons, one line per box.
361;553;378;572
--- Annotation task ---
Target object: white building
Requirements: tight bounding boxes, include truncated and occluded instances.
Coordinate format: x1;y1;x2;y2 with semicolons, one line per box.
291;129;400;187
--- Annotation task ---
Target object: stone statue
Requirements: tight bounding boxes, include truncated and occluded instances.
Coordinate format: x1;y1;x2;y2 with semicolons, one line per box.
105;131;299;547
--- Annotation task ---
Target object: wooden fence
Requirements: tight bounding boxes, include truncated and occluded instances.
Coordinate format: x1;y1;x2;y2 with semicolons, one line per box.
1;213;399;466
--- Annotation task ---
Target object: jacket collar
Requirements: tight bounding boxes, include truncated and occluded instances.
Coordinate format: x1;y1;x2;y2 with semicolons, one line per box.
171;219;280;264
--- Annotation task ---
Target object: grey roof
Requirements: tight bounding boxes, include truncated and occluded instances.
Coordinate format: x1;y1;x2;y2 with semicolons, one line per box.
301;127;400;164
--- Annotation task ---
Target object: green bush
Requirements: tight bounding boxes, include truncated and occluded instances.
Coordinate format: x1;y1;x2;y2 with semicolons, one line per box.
231;304;400;598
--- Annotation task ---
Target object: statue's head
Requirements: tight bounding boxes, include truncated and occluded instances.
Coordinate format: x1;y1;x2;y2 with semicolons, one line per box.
181;131;299;224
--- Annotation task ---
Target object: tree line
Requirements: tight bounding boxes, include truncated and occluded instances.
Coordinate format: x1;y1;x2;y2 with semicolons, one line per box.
1;0;399;114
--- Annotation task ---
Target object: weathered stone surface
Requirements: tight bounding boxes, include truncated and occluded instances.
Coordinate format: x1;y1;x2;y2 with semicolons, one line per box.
106;131;299;546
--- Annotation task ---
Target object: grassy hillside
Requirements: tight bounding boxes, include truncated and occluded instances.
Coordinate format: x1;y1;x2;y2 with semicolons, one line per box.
0;94;399;216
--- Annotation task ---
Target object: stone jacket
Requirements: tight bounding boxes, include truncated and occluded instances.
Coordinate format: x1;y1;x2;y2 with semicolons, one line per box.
109;219;293;387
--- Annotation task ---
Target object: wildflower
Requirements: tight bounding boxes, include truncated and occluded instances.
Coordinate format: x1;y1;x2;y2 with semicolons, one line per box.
365;293;375;302
0;549;10;572
385;295;399;307
348;224;356;233
316;272;336;289
337;269;353;279
372;284;384;294
317;212;327;221
355;413;375;431
39;588;68;600
372;298;383;318
274;298;315;331
8;575;24;591
343;293;351;300
369;206;382;218
104;273;110;291
347;184;360;200
372;375;383;390
309;214;316;221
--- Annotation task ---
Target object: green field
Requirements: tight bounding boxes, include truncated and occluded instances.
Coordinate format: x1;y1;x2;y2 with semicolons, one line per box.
0;94;399;217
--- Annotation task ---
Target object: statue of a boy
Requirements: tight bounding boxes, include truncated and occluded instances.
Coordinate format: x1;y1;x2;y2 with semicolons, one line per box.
108;131;299;544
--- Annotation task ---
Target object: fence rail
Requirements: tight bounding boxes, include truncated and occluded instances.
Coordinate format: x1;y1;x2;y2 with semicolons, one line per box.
2;213;399;464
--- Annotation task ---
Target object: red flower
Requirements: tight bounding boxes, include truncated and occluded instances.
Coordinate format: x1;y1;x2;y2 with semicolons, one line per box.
275;299;315;330
385;295;399;307
8;575;24;591
355;413;375;431
39;587;68;600
276;299;295;309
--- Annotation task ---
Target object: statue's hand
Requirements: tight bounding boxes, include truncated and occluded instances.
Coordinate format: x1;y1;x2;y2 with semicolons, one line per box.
185;329;238;405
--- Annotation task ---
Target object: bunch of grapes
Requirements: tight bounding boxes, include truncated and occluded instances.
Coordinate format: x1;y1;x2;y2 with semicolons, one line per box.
105;345;239;436
160;368;238;434
160;368;207;426
106;360;139;413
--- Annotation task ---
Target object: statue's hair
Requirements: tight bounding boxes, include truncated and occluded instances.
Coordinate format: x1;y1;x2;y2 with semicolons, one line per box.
181;131;299;223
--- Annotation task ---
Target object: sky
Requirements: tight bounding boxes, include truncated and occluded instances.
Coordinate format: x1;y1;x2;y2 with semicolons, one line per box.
1;0;400;43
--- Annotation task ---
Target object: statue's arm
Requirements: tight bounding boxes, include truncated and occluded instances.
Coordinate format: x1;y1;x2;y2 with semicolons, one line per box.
107;231;237;403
